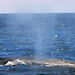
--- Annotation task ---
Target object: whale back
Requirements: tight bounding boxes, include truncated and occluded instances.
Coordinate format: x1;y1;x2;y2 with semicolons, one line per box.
0;56;75;67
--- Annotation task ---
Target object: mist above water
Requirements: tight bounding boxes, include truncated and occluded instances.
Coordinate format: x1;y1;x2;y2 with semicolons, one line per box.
34;25;44;58
33;14;56;59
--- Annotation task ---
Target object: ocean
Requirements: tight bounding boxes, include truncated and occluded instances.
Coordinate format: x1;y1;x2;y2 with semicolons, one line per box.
0;13;75;75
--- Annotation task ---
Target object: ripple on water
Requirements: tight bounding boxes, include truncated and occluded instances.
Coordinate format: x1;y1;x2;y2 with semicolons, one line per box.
0;65;75;75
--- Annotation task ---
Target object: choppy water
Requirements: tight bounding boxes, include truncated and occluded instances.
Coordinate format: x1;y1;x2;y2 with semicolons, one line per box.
0;13;75;75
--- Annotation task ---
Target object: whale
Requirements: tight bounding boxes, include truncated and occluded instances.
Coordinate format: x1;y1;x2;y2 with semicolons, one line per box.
0;56;75;75
0;56;75;67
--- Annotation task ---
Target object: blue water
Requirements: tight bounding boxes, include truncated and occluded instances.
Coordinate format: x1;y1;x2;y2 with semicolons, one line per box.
0;13;75;75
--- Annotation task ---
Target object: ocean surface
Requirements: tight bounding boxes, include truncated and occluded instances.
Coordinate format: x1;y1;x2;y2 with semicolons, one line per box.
0;13;75;75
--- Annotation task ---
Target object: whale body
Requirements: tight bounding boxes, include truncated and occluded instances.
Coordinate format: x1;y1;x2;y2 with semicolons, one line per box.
0;56;75;67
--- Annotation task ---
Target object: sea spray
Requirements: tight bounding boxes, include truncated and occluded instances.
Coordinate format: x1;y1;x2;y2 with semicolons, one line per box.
34;14;57;61
35;26;43;58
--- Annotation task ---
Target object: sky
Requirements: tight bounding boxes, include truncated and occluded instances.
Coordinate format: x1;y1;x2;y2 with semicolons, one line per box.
0;0;75;13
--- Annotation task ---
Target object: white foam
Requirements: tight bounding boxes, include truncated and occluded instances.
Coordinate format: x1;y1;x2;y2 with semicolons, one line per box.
5;59;26;66
45;63;75;67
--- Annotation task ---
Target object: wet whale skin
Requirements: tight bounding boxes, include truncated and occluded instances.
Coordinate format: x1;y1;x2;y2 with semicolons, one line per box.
0;56;75;67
